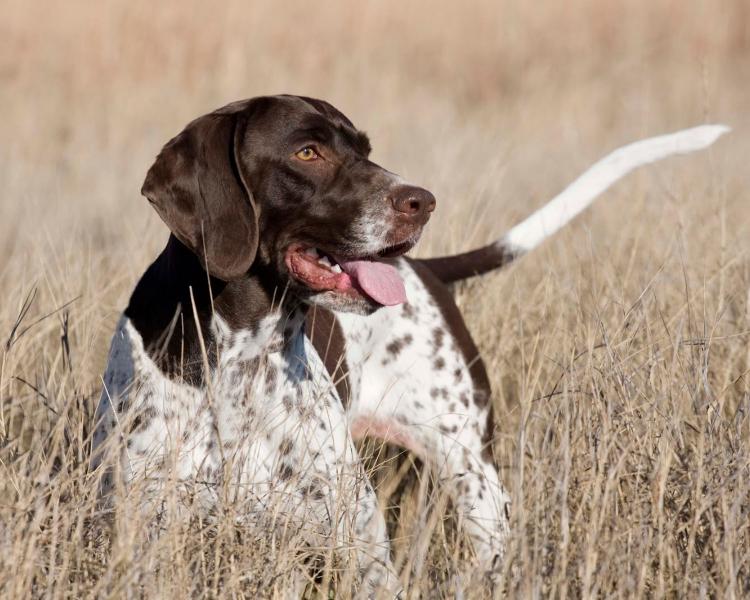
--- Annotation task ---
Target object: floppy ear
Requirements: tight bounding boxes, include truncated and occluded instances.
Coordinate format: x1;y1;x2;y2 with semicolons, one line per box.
141;108;258;281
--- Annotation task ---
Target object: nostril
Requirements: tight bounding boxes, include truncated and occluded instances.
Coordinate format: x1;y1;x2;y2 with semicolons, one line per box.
390;185;437;218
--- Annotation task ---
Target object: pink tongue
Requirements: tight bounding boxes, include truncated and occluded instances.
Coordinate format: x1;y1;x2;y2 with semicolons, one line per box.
340;260;407;306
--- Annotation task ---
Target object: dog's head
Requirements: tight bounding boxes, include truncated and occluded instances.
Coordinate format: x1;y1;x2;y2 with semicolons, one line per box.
142;95;435;315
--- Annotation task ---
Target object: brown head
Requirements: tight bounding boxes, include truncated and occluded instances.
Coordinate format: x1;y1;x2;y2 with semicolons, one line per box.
141;95;435;315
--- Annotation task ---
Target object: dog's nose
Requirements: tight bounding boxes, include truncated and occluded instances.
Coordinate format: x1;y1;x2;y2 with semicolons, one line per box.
389;185;436;222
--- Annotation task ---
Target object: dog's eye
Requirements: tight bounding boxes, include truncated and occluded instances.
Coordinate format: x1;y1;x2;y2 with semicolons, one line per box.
295;147;319;161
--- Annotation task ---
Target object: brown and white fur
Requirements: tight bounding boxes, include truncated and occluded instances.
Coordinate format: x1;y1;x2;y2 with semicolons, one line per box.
92;95;727;597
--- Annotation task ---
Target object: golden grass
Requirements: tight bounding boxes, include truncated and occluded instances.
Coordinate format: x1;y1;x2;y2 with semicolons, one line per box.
1;0;749;597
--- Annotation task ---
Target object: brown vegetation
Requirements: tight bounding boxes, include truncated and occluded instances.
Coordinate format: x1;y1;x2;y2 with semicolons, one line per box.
1;1;749;597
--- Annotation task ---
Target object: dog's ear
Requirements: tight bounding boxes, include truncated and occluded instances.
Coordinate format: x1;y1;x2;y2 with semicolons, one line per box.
141;107;258;281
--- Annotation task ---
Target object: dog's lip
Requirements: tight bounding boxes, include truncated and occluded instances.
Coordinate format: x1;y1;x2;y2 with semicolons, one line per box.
370;239;416;260
286;237;416;267
284;244;355;294
284;239;415;304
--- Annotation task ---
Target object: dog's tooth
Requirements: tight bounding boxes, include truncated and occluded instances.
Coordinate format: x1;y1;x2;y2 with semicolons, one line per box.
304;248;320;257
331;264;342;273
318;256;333;268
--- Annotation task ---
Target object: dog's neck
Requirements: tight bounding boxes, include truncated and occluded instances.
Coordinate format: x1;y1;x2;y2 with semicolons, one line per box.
125;235;303;383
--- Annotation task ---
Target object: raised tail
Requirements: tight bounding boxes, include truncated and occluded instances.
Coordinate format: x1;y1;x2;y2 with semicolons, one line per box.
419;124;730;284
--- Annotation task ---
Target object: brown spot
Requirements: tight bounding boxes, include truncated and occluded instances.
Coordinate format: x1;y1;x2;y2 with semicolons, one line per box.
279;438;293;456
386;333;413;358
386;338;404;357
432;327;445;350
131;406;157;434
401;303;416;319
264;366;278;394
473;388;489;409
434;357;445;370
279;464;294;480
229;369;244;388
302;481;325;500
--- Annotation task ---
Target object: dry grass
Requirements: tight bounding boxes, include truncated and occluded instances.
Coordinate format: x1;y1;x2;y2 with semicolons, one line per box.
2;0;750;597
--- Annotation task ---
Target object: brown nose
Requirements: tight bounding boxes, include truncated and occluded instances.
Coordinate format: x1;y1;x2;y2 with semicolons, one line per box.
389;185;436;222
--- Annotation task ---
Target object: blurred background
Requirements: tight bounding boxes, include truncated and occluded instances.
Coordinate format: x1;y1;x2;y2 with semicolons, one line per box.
2;0;747;266
2;1;749;596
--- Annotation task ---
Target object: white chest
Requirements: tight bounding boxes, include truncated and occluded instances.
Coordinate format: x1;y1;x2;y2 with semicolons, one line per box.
93;313;350;505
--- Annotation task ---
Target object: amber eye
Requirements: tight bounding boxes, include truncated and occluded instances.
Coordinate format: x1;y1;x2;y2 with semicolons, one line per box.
295;147;319;161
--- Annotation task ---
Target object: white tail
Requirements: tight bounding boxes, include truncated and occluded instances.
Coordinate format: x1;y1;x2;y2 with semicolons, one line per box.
502;125;730;253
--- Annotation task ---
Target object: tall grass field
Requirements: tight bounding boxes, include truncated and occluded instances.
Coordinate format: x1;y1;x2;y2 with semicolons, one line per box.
1;1;749;597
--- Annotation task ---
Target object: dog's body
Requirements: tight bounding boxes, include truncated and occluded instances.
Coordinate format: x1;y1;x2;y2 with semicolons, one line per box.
92;94;727;596
94;248;506;596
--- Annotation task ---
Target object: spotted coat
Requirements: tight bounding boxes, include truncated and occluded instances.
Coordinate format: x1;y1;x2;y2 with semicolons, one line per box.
94;258;510;586
94;308;399;597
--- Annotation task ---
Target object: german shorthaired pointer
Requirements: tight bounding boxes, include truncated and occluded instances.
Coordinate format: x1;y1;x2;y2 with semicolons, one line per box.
92;94;727;597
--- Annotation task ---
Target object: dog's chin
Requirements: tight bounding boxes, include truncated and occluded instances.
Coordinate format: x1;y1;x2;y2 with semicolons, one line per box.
303;290;381;316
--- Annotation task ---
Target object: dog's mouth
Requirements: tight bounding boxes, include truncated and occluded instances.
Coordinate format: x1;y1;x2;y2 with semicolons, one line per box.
285;240;415;306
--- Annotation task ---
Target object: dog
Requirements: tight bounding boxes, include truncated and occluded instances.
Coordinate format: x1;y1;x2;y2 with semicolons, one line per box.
91;94;727;597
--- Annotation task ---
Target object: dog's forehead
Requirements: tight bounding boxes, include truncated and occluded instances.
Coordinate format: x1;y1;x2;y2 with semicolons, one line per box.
247;95;371;154
279;95;355;127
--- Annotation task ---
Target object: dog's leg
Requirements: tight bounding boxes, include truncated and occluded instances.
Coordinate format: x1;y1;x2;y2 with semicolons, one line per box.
309;435;401;598
348;469;403;599
351;402;510;574
286;449;400;598
281;416;402;599
215;344;402;599
339;262;513;579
